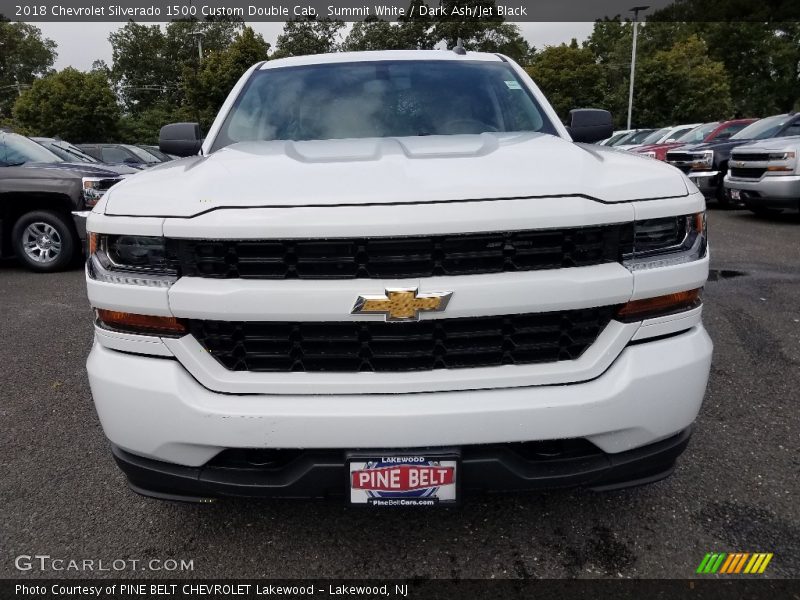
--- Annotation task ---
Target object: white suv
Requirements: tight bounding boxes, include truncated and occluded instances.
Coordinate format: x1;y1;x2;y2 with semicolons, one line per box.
85;51;712;505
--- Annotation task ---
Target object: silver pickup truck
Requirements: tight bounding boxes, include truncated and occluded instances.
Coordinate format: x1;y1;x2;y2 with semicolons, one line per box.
724;137;800;215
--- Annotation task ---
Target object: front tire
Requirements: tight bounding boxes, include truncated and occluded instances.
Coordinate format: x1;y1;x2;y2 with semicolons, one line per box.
11;210;77;272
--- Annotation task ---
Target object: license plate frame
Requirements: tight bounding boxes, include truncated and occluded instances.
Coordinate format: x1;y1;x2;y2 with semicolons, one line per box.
346;450;460;507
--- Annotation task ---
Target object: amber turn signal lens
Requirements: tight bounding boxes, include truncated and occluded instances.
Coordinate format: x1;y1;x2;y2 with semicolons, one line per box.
616;288;702;322
96;309;187;335
88;232;99;254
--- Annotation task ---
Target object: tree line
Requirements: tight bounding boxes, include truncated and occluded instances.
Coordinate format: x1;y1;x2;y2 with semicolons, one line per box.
1;4;799;144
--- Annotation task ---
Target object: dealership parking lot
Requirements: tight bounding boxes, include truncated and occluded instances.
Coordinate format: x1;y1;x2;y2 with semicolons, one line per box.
1;208;798;579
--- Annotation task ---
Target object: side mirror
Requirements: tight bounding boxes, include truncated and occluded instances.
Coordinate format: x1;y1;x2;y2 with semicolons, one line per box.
566;109;614;143
159;122;203;157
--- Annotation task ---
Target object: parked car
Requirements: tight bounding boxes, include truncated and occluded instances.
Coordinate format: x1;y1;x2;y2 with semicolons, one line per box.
619;124;700;151
608;128;656;149
78;143;162;168
634;119;756;161
724;136;800;215
84;50;711;503
0;131;123;271
667;113;800;207
33;137;140;175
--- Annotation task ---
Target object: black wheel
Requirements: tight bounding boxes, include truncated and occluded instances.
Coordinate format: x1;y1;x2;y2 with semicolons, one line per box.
11;210;77;272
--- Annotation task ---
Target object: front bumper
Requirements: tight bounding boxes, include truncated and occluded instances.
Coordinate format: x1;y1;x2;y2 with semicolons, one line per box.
88;324;712;472
686;171;720;197
71;211;90;252
724;175;800;211
113;427;694;502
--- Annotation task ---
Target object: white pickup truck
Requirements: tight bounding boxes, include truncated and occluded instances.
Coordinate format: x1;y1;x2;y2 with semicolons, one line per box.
725;136;800;215
85;50;712;504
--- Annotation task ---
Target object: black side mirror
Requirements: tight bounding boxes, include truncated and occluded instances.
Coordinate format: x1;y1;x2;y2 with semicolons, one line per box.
159;122;203;157
566;109;614;143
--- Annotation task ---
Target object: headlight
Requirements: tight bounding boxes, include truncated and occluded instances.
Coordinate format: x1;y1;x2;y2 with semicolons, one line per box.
768;151;795;160
87;233;176;287
82;177;116;208
690;150;714;170
623;213;707;271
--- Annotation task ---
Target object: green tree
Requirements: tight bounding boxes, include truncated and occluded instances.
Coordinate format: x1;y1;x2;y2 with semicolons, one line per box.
109;19;242;113
343;16;435;51
430;1;534;64
116;104;187;144
272;17;345;58
182;26;270;131
12;67;120;142
632;36;732;127
343;1;534;64
525;42;610;121
0;21;57;118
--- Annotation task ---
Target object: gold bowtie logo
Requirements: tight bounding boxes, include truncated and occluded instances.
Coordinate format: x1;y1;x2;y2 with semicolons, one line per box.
352;288;453;322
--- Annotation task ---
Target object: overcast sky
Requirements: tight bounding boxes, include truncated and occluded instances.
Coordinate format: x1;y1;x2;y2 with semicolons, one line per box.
36;22;595;70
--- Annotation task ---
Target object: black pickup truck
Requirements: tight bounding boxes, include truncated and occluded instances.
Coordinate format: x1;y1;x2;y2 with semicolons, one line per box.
666;113;800;207
0;131;124;272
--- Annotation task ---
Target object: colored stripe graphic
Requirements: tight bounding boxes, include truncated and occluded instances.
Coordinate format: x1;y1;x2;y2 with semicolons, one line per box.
699;553;773;574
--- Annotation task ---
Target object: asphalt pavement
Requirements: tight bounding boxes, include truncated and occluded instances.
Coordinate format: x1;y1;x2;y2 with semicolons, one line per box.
1;208;798;579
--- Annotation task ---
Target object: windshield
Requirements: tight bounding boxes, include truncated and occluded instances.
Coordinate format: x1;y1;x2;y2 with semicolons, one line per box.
212;60;556;150
616;129;655;145
731;115;788;140
40;141;99;163
604;131;630;145
640;127;671;145
140;146;172;161
123;145;161;163
676;123;719;143
1;134;62;165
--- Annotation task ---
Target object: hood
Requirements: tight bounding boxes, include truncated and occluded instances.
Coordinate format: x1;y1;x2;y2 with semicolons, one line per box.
25;161;123;178
103;133;689;217
679;138;755;153
729;136;800;152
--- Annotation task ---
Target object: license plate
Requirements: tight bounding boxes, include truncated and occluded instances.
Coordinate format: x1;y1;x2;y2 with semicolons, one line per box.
347;453;459;507
730;189;741;200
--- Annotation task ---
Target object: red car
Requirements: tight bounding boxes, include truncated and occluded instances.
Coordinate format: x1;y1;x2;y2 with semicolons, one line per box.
633;119;757;161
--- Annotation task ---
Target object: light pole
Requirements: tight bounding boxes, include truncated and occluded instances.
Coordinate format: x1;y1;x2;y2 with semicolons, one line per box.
191;31;205;65
626;5;649;130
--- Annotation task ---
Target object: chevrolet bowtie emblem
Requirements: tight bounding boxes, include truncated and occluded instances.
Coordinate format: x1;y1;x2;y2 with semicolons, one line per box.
352;288;453;322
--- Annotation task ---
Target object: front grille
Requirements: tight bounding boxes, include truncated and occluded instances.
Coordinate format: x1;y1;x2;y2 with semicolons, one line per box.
729;167;766;179
170;224;632;280
666;153;693;173
731;153;768;162
97;178;121;191
189;307;615;373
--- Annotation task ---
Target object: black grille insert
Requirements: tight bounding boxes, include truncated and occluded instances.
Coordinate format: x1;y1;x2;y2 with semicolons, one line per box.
189;307;615;373
730;167;766;179
170;224;632;280
731;153;768;162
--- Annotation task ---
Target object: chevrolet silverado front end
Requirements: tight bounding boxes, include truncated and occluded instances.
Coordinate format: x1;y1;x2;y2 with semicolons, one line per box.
85;51;712;504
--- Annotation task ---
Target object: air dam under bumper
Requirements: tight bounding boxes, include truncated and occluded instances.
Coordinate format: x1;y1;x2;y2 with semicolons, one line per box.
88;324;712;496
112;428;693;502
